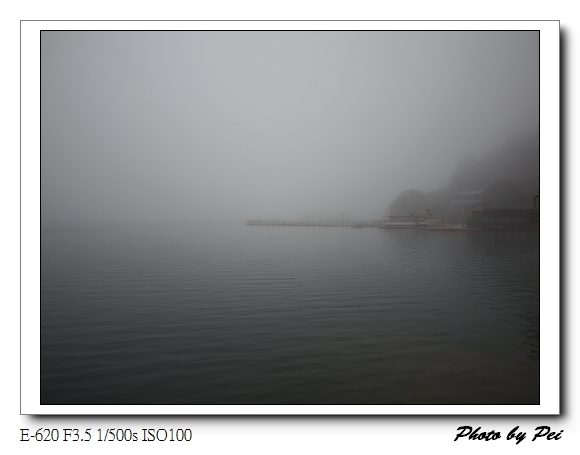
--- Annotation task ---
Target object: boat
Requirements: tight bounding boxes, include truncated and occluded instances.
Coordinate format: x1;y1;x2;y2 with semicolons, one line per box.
382;211;448;228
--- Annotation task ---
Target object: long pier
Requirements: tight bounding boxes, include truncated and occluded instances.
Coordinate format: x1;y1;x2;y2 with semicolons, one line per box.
245;220;383;228
245;219;480;231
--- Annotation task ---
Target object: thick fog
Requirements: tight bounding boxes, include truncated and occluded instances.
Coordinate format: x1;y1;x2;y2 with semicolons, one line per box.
41;31;539;227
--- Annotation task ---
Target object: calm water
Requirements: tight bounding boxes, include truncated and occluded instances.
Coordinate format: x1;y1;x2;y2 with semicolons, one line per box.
41;223;539;405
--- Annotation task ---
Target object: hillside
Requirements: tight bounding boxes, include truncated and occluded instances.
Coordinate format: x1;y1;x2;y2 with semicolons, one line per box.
389;130;539;215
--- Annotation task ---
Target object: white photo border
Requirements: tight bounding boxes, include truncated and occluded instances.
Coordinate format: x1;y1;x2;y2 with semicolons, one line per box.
22;20;560;415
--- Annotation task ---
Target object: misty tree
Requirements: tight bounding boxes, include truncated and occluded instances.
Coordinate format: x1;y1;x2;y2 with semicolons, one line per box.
388;189;427;215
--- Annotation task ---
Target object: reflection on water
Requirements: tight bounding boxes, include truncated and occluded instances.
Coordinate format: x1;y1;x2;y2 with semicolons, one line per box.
41;224;539;404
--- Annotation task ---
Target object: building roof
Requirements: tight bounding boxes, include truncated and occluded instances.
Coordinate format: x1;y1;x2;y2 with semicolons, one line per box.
449;200;480;205
451;190;485;196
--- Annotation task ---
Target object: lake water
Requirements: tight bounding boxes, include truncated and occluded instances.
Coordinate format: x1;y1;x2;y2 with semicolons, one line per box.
41;223;539;405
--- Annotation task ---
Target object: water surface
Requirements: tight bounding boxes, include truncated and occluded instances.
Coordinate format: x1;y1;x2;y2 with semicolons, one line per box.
41;223;539;404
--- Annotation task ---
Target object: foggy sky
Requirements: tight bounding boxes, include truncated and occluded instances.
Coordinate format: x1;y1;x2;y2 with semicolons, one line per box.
41;31;539;227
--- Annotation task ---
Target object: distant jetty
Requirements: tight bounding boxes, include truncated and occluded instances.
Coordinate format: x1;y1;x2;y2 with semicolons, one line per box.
245;219;480;231
245;220;382;228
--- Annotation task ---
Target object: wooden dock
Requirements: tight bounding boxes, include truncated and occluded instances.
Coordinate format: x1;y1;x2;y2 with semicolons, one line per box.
245;220;382;227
